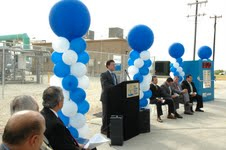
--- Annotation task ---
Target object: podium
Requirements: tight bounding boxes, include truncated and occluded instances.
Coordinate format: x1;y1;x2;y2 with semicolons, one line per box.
107;80;140;141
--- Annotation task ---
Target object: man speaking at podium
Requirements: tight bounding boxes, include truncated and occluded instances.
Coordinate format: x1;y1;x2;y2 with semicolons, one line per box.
100;60;118;135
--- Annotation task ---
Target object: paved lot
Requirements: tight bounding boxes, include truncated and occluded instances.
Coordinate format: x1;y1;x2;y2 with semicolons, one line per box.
1;79;226;150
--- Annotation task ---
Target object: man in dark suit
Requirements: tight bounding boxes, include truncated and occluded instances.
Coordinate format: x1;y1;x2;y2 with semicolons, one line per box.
181;74;204;112
100;60;118;134
161;77;183;119
40;86;91;150
149;76;176;122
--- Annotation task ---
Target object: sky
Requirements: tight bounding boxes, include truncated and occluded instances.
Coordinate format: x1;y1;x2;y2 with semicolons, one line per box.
0;0;225;70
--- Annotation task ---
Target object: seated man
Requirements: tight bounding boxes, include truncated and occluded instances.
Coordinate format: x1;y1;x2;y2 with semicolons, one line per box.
10;95;52;150
181;74;204;112
161;77;183;118
41;86;94;150
171;76;193;115
149;75;176;122
1;110;45;150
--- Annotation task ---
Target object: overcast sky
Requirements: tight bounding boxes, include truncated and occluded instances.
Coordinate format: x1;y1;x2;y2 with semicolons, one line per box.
0;0;225;70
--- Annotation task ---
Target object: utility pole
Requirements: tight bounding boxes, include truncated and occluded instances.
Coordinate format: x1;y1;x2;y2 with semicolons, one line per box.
187;0;208;60
210;15;222;62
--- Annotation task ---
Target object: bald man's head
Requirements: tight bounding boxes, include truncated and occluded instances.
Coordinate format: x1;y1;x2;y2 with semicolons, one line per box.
3;110;45;147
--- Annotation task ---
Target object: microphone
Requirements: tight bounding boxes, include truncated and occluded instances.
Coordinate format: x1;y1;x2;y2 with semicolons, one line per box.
124;69;131;80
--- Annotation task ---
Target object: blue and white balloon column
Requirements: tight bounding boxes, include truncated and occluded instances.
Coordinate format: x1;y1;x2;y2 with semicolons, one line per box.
127;25;154;108
168;43;185;83
49;0;90;138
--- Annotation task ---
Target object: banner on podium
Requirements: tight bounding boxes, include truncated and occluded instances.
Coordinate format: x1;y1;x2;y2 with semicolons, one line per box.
126;82;139;98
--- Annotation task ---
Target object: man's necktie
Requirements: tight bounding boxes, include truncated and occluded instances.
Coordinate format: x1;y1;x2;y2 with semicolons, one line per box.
111;73;116;85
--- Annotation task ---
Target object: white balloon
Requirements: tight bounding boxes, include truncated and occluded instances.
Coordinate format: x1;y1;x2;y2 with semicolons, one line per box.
62;89;70;101
61;100;78;117
143;74;151;83
169;72;174;79
70;113;86;129
134;58;144;68
128;66;139;75
77;124;89;138
173;62;179;68
140;90;144;99
62;50;78;65
71;63;87;78
50;75;63;87
181;72;185;77
177;67;183;73
140;81;150;91
52;37;70;53
78;75;90;89
140;51;150;60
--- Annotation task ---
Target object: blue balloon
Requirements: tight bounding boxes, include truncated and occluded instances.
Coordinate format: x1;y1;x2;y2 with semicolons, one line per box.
53;62;70;78
51;52;63;64
139;66;149;75
170;67;176;72
68;126;79;138
173;71;180;76
77;51;90;64
143;59;152;68
49;0;90;41
70;38;86;54
70;88;86;104
128;24;154;52
176;58;183;64
143;90;152;99
170;63;173;67
198;46;212;59
140;98;148;107
77;100;90;114
128;58;134;66
62;75;78;91
169;43;185;59
133;73;143;82
129;50;140;60
57;110;69;126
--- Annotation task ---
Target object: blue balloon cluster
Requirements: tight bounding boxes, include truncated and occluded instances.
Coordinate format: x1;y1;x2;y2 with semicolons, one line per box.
50;0;90;138
127;25;154;108
198;46;212;60
168;43;185;82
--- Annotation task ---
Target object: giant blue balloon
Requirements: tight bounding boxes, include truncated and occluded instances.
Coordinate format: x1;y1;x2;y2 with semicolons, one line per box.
77;100;90;114
51;52;63;64
49;0;91;41
57;110;69;126
198;46;212;59
62;75;78;91
128;25;154;52
53;62;70;78
169;43;185;59
70;38;86;54
70;88;86;104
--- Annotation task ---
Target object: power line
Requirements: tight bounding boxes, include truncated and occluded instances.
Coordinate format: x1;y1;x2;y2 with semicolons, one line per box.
210;15;222;62
187;0;208;60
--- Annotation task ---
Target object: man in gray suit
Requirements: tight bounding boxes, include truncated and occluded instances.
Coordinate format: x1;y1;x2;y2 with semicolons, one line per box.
161;77;183;118
100;60;118;135
171;76;193;115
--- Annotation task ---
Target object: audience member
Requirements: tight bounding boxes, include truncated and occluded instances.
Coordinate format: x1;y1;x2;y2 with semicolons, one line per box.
181;74;204;112
171;76;193;115
0;110;45;150
41;86;94;150
161;77;183;118
149;75;176;122
10;95;52;150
